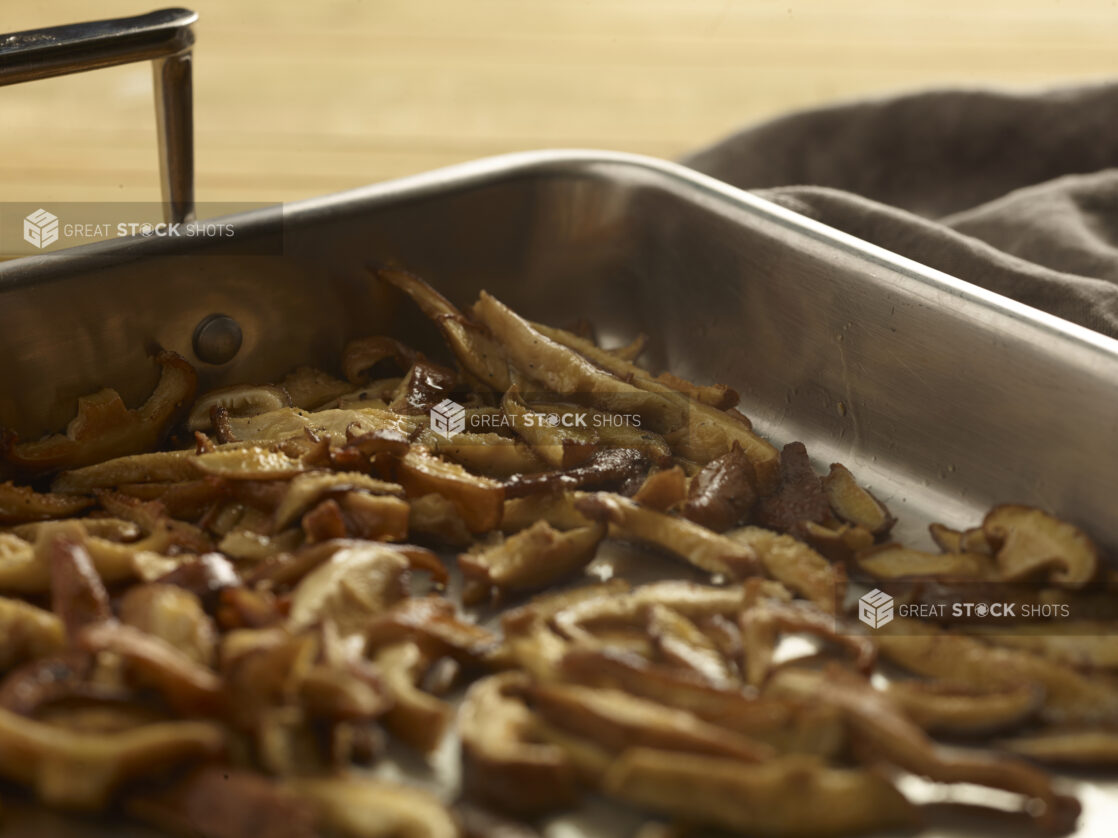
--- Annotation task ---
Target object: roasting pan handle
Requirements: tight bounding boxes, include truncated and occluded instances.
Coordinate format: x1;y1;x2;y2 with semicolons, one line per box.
0;8;197;224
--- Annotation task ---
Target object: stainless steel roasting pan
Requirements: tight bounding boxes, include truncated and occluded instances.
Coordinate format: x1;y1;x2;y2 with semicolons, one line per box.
0;8;1116;838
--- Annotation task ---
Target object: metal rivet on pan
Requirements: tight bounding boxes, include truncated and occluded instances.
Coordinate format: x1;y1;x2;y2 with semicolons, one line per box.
192;314;243;365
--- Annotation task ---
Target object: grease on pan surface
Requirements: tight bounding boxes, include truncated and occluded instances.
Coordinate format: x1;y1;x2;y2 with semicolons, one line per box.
0;268;1112;837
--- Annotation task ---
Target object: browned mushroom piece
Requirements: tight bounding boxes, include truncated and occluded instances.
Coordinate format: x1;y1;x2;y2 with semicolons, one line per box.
885;680;1043;735
575;492;758;578
0;481;93;524
272;470;404;531
0;703;224;810
52;450;202;492
49;529;111;640
682;443;757;531
799;520;875;562
286;542;411;637
386;447;504;534
500;492;593;532
281;366;356;411
644;603;735;687
769;666;1080;833
459;672;579;816
755;442;830;536
365;595;498;664
459;520;605;597
286;774;460;838
855;543;994;581
984;505;1099;589
194;447;308;480
500;386;597;469
601;747;918;838
997;729;1118;766
970;623;1118;670
503;449;647;500
115;477;230;520
631;466;688;512
118;584;217;666
416;429;548;479
821;464;895;536
127;765;320;838
876;618;1118;725
724;526;843;612
0;597;65;672
528;681;774;763
373;640;453;753
341;335;420;385
388;359;460;414
76;622;225;717
188;385;293;432
2;351;197;474
377;267;513;393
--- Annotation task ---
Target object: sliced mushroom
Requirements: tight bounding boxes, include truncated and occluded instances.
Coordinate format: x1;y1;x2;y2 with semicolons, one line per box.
388;359;460;414
387;447;504;533
365;595;497;663
769;666;1080;833
800;520;875;562
472;291;686;432
855;543;994;580
372;640;453;752
822;464;895;535
602;747;917;838
286;774;459;838
968;623;1118;670
632;466;688;512
415;429;547;478
0;703;224;810
407;493;473;547
755;442;829;536
52;450;201;492
459;520;605;596
188;385;293;432
0;481;93;523
286;542;410;636
118;584;216;666
281;366;356;411
273;470;403;530
645;603;735;687
500;493;592;532
378;267;513;392
341;335;419;384
501;386;597;469
998;729;1118;765
529;682;773;763
724;526;843;612
876;619;1118;725
681;444;757;532
575;492;758;578
885;680;1043;735
3;351;197;474
194;447;307;480
984;505;1098;589
127;765;319;838
49;529;111;640
0;597;65;672
503;449;647;500
459;672;579;815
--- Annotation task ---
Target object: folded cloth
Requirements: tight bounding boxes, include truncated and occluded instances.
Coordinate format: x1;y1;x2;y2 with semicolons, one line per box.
681;83;1118;339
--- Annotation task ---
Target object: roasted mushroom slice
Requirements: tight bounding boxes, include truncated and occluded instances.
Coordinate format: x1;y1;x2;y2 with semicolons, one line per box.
365;596;497;663
286;542;411;637
681;444;757;531
341;335;419;385
272;470;404;530
118;584;216;666
645;603;735;687
388;359;460;414
997;729;1118;766
501;387;597;469
459;520;605;597
188;385;293;432
373;640;453;752
725;526;842;612
128;765;319;838
769;666;1080;833
387;447;504;534
755;442;830;536
984;505;1098;589
500;492;592;532
0;481;93;523
602;747;917;838
529;682;774;763
52;450;202;492
0;597;65;672
194;447;308;480
877;619;1118;725
855;543;994;581
2;351;197;473
416;429;547;479
632;466;688;512
459;672;579;816
822;464;895;535
503;449;647;500
286;774;459;838
885;680;1043;735
0;704;224;810
472;291;686;432
49;529;112;640
575;492;758;578
282;366;356;411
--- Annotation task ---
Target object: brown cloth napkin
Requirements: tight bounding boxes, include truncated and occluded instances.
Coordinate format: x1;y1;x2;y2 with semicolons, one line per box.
681;83;1118;339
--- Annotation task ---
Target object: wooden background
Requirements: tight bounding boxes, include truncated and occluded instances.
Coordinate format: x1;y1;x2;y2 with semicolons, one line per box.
1;1;1116;207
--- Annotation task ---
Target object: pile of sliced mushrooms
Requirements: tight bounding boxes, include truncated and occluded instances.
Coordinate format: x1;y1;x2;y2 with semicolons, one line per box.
0;267;1112;837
